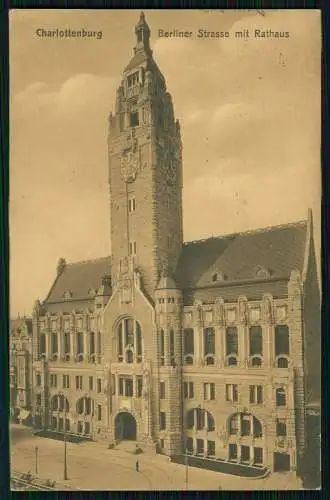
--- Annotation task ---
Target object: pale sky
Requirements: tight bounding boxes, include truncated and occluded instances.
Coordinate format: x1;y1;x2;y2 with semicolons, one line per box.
9;9;321;317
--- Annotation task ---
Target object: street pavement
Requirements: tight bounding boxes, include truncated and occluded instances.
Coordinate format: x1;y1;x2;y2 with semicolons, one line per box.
10;424;303;491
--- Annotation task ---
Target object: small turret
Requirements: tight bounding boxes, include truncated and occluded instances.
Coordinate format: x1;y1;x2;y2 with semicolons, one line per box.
134;11;151;55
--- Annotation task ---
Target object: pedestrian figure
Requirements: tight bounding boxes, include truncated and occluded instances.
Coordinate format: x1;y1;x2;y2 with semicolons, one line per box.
136;460;139;472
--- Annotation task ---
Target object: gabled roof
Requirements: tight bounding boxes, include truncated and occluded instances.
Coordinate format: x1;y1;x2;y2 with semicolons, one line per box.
176;220;308;289
45;256;111;303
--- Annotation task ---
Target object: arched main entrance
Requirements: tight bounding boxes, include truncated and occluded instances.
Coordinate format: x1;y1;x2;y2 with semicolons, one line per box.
115;412;137;441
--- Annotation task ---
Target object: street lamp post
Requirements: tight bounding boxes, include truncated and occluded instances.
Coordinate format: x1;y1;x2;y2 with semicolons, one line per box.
59;392;68;481
63;402;68;480
35;446;38;475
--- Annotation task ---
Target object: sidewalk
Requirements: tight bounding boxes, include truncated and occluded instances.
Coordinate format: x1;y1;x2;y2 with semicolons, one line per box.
10;428;303;491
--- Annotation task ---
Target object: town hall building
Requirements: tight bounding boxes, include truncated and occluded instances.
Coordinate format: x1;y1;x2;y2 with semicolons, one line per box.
31;13;320;476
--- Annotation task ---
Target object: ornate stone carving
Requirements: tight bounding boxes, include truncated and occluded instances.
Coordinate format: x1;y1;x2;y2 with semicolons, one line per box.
121;149;139;183
214;297;225;325
237;296;248;324
262;295;274;323
193;299;203;323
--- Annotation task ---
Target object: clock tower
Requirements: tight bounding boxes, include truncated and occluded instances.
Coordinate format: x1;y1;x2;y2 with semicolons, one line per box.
108;12;183;297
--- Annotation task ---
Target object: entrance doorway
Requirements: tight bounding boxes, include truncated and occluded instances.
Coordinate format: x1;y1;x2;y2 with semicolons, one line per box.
115;412;137;441
274;452;291;472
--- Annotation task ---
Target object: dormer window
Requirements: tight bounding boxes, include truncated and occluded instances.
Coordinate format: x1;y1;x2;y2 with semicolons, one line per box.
88;288;96;297
63;290;72;300
212;271;226;282
255;266;271;279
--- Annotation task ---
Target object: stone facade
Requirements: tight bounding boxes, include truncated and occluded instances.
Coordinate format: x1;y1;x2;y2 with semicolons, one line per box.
10;317;33;422
30;12;320;478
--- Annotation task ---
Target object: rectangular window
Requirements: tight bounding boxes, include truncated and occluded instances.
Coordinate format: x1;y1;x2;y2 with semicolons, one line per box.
203;327;215;356
186;437;194;454
204;383;215;401
97;378;102;393
77;318;83;329
130;111;139;127
159;412;166;430
184;381;194;399
89;376;93;391
249;326;263;356
242;416;251;436
276;419;287;437
129;241;137;256
75;375;83;390
127;72;139;87
207;440;215;457
196;439;204;455
51;319;57;331
63;375;70;389
169;329;175;366
249;385;263;404
50;374;57;388
77;332;84;354
36;373;41;387
229;443;238;460
128;197;136;213
51;332;58;354
36;394;42;406
119;377;124;396
275;325;290;356
125;378;133;397
241;445;250;462
254;447;263;465
137;376;143;397
89;332;95;356
226;384;238;403
97;405;102;421
159;381;165;399
226;327;238;356
64;332;70;354
184;328;194;355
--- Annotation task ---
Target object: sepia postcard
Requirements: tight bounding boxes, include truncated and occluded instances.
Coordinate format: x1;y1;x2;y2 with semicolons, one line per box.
9;9;321;491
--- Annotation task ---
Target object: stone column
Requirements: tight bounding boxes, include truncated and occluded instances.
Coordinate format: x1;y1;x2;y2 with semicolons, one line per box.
70;332;75;359
83;332;88;359
164;328;169;366
45;333;50;358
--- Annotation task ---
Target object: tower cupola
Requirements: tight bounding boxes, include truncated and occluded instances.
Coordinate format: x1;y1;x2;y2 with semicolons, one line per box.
134;11;151;55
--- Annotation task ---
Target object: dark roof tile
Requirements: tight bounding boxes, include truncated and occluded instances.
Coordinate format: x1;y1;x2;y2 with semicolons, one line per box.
46;256;111;303
177;220;307;289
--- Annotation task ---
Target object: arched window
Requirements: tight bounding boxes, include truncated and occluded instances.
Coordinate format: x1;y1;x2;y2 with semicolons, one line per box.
117;318;143;363
276;388;286;407
205;355;215;366
160;329;165;366
227;355;238;367
206;411;215;432
184;355;194;365
277;356;289;368
251;355;263;367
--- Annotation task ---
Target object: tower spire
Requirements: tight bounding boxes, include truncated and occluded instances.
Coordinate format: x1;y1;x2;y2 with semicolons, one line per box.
134;11;151;54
